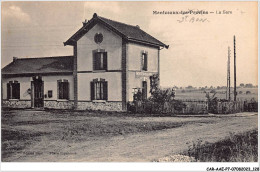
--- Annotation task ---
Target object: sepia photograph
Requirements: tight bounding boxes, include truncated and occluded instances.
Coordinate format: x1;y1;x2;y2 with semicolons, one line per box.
1;1;258;171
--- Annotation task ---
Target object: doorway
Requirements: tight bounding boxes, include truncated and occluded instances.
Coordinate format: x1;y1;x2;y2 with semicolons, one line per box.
31;77;44;108
142;81;147;100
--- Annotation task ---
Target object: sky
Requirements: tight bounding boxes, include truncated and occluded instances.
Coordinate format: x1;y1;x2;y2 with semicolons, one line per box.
1;1;258;87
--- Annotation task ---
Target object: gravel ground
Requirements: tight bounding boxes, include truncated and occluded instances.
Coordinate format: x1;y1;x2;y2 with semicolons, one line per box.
2;111;257;162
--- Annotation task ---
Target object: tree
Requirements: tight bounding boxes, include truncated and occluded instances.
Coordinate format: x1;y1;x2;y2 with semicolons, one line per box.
210;89;216;93
148;88;176;113
150;74;160;93
187;85;193;89
245;83;253;88
204;91;218;113
240;83;244;87
246;91;251;94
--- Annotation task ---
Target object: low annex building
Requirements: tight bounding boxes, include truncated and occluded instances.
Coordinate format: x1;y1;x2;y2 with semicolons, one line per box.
2;13;168;111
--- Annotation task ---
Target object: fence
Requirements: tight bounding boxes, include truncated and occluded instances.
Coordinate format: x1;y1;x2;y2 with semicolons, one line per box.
212;100;257;114
128;99;208;114
128;99;258;115
244;102;258;112
215;101;244;114
174;100;208;114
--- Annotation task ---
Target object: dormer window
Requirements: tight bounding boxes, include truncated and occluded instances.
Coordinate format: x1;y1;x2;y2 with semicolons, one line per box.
142;52;148;71
93;50;107;71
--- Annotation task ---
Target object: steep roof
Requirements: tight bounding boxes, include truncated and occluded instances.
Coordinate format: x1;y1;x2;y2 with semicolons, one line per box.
2;56;74;76
64;13;169;48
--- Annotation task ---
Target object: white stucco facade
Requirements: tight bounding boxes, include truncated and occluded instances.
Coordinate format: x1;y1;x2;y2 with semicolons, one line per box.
77;24;122;72
78;72;122;101
2;75;74;109
2;14;166;111
128;43;159;72
127;43;159;102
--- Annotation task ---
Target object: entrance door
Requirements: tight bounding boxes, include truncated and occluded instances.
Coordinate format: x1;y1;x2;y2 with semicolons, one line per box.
142;81;147;100
32;78;44;108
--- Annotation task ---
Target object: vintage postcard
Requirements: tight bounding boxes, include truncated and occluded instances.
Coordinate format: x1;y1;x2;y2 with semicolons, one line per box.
1;1;258;171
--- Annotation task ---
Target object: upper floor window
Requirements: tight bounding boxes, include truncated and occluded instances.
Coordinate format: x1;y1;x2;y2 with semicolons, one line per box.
142;52;148;71
93;50;107;71
91;78;108;100
57;79;69;100
7;81;20;99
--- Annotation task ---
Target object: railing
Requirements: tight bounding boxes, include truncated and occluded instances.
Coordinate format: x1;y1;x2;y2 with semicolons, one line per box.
128;99;208;114
127;99;258;115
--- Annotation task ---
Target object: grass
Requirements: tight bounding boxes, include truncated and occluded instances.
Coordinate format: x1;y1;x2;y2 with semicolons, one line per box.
175;87;258;101
183;129;258;162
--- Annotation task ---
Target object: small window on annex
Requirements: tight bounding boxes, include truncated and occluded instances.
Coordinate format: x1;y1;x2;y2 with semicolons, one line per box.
7;81;20;99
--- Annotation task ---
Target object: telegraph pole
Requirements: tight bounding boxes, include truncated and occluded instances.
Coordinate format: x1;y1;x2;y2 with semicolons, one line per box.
234;35;237;101
226;46;231;101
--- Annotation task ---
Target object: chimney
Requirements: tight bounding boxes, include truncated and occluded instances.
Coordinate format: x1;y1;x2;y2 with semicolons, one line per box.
82;19;88;26
13;57;18;62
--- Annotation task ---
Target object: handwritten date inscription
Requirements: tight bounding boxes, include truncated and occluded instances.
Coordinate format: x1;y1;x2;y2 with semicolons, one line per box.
177;16;209;23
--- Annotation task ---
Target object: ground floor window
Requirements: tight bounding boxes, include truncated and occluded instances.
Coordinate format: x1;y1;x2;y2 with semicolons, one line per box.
57;79;69;100
7;81;20;99
91;78;108;100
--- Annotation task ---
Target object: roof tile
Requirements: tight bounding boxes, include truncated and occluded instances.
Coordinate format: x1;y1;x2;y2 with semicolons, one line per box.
2;56;74;75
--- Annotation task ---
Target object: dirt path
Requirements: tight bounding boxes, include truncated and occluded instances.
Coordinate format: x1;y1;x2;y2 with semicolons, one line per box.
13;113;257;162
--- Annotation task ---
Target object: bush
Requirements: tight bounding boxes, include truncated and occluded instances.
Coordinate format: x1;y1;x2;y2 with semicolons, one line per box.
205;91;218;113
210;90;216;93
246;91;251;94
128;74;186;114
184;130;258;162
148;88;175;113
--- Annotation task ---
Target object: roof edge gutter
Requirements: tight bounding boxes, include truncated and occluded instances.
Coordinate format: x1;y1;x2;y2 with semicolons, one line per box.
128;38;169;49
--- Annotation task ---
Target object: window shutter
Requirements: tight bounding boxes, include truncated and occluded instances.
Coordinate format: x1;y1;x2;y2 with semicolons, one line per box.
40;82;43;99
93;51;97;71
90;81;94;100
67;82;69;100
103;81;108;100
63;82;69;100
103;52;107;70
144;54;148;71
7;83;10;99
141;52;143;71
17;83;20;99
57;80;61;99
